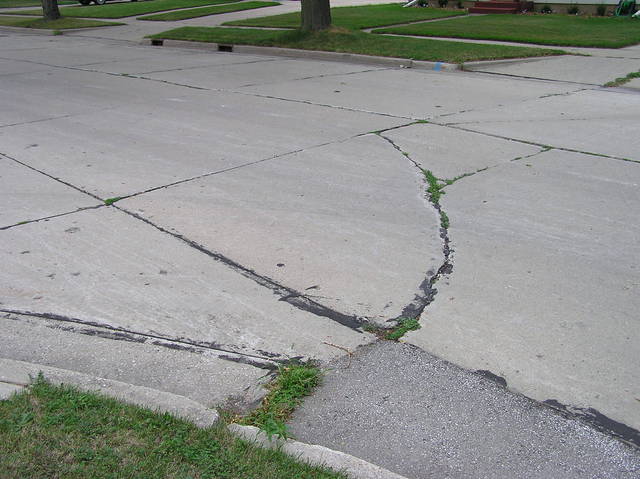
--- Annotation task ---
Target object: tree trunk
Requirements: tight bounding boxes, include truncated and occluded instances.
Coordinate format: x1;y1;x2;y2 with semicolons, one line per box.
301;0;331;31
42;0;61;21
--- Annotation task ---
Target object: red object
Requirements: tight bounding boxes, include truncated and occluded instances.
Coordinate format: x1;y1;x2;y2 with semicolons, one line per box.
468;1;532;13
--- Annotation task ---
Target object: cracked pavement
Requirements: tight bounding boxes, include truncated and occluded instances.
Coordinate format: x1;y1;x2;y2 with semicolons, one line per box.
1;16;639;478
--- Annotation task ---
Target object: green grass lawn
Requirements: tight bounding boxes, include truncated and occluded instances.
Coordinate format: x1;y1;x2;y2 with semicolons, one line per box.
373;14;640;48
224;3;467;30
139;0;278;21
0;378;347;479
150;26;564;63
7;0;241;18
0;0;73;7
0;14;121;28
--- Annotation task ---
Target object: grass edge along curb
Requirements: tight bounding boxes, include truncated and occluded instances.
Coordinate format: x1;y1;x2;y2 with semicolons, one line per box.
0;15;121;29
0;375;347;479
149;27;565;64
234;362;322;440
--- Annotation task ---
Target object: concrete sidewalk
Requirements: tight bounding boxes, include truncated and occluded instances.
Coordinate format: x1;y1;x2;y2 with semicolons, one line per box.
0;12;639;478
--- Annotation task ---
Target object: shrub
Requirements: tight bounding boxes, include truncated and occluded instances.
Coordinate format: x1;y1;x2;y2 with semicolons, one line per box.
596;3;607;15
438;0;448;7
567;2;579;14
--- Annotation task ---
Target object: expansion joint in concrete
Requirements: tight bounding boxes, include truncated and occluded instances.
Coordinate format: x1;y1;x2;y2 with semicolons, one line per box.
0;151;103;201
1;309;279;370
430;123;640;165
0;205;105;231
111;205;365;331
229;89;414;121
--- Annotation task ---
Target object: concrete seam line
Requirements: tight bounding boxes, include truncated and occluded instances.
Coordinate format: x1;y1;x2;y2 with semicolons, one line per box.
0;357;219;428
228;424;410;479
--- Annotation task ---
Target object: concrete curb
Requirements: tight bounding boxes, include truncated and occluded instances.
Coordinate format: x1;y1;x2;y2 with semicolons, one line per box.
228;424;409;479
0;357;219;428
149;38;460;71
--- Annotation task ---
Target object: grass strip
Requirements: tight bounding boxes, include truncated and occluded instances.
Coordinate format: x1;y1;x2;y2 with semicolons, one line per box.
0;377;346;479
0;0;73;7
605;70;640;87
224;3;466;30
373;14;640;48
150;26;564;63
139;1;278;21
0;14;121;28
237;363;321;439
8;0;240;19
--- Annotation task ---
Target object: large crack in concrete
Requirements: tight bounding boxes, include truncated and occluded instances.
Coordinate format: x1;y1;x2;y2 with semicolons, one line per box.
376;133;453;321
1;310;279;370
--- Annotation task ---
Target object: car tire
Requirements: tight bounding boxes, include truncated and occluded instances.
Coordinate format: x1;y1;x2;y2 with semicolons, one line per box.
94;0;106;4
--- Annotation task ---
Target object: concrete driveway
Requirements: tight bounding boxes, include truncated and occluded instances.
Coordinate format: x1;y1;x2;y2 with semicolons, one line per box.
0;9;639;475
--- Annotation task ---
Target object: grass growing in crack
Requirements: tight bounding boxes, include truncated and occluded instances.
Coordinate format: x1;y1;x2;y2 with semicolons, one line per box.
605;71;640;87
0;376;345;479
104;197;122;206
423;169;444;204
237;363;322;440
439;211;450;229
364;317;421;341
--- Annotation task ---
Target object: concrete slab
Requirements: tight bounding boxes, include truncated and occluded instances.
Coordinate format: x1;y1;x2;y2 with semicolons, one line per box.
466;55;640;86
239;69;582;119
383;122;543;180
0;57;51;76
142;58;383;90
77;51;277;75
121;134;442;321
406;149;640;430
0;207;371;360
626;77;640;90
0;154;100;228
1;71;404;198
288;341;640;479
441;88;640;161
0;66;185;127
0;35;164;67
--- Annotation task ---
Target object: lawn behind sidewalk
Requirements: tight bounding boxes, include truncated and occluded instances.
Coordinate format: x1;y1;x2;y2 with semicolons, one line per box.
138;1;279;21
6;0;241;18
0;378;347;479
150;26;564;63
374;14;640;48
225;2;466;30
0;0;73;7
